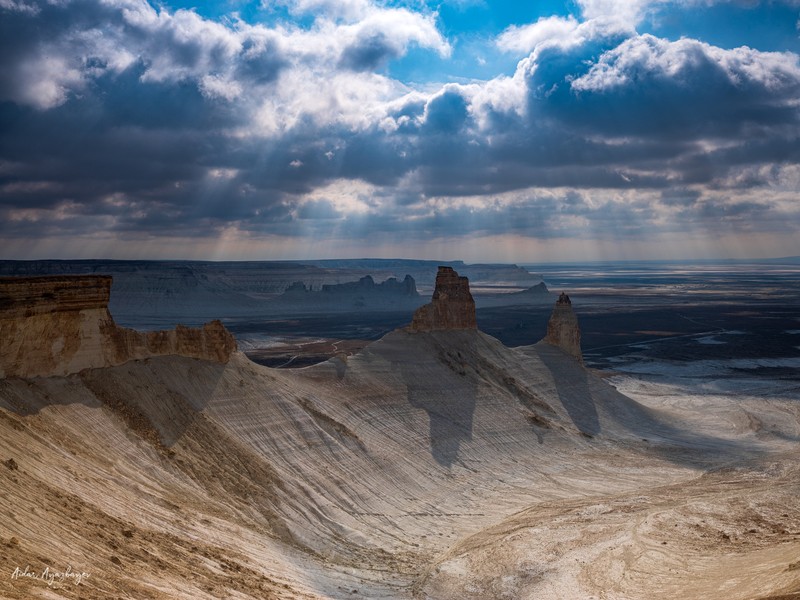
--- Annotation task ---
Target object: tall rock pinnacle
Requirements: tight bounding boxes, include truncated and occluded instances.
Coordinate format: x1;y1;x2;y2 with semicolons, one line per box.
544;292;582;363
408;266;477;331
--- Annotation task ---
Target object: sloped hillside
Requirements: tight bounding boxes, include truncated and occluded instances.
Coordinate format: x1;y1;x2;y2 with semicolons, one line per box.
1;271;799;599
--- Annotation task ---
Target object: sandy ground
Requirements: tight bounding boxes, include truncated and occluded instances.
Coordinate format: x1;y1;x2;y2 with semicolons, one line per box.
1;330;799;599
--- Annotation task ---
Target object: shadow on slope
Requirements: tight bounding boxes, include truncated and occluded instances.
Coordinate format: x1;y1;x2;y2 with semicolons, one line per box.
401;335;478;469
521;341;770;465
0;356;303;554
366;328;734;469
0;356;225;449
353;329;560;469
81;358;223;447
535;345;600;437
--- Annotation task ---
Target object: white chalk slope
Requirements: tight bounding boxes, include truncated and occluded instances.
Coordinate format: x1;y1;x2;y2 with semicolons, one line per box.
1;330;799;599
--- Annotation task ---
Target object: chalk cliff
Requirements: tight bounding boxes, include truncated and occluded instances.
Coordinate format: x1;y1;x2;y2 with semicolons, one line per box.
0;275;236;378
408;266;477;331
544;292;582;363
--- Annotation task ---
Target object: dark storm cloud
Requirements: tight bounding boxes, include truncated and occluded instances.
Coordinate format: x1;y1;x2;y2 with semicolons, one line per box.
421;88;471;133
339;31;402;70
1;0;799;248
0;92;235;209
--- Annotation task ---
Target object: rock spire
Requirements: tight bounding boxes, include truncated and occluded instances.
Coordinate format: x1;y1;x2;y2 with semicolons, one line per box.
408;266;477;332
544;292;582;363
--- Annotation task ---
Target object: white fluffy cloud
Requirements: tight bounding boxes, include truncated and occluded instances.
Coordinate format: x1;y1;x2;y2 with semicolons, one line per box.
572;34;800;94
496;14;634;57
497;16;581;55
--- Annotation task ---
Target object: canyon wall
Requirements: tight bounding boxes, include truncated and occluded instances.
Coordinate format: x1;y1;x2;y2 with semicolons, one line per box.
0;275;236;378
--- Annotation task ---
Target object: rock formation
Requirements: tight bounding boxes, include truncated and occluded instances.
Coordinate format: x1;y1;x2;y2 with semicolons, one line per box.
275;274;422;313
544;292;582;363
102;320;236;366
0;275;236;378
320;274;418;297
285;274;416;296
409;266;477;331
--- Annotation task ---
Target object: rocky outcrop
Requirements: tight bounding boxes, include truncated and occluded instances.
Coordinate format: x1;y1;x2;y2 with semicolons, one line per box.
277;274;421;313
544;292;582;363
102;320;237;366
0;275;236;378
408;267;477;332
320;274;418;297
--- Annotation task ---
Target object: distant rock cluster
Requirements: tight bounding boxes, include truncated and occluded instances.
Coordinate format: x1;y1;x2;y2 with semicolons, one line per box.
322;274;418;297
281;274;420;310
0;275;237;378
408;266;477;331
544;292;583;363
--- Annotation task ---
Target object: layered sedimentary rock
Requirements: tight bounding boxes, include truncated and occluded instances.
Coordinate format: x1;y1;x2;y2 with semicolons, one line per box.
0;275;236;378
102;320;237;366
544;292;582;363
0;274;112;314
409;266;477;331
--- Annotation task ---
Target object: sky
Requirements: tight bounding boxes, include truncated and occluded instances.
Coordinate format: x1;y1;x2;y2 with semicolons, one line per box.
1;0;799;262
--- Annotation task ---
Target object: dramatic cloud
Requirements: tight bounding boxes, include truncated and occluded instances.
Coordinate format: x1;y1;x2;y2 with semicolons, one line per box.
0;0;799;260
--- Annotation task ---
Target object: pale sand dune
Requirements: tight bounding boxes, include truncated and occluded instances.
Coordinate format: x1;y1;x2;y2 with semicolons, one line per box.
1;330;799;599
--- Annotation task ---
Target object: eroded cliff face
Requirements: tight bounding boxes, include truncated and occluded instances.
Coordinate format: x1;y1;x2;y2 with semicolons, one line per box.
409;266;477;332
544;292;582;363
0;275;236;378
